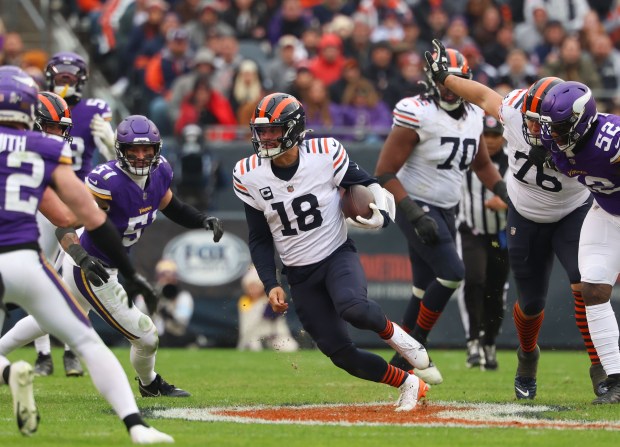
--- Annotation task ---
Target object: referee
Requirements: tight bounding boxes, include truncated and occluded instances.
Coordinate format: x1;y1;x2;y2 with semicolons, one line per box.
458;114;510;371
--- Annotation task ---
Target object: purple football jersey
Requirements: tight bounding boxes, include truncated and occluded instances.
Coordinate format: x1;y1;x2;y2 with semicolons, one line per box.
546;113;620;215
80;159;173;267
69;97;112;180
0;127;72;247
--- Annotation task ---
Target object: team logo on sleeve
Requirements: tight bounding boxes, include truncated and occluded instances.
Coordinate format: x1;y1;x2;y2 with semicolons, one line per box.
260;186;274;200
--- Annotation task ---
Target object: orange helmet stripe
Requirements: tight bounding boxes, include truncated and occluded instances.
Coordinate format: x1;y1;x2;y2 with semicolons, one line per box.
529;77;557;113
447;49;457;67
270;97;296;121
38;94;60;121
256;93;280;119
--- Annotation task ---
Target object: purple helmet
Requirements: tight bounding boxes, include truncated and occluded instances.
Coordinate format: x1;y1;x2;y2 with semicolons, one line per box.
539;81;598;152
0;66;38;129
44;51;89;105
115;115;162;176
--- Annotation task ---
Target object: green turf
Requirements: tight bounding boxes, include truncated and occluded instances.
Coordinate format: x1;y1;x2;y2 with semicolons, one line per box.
1;347;619;446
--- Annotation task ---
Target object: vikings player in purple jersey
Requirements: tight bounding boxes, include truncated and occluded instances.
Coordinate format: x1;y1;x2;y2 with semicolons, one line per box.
540;81;620;404
0;115;223;399
29;51;116;376
0;67;173;443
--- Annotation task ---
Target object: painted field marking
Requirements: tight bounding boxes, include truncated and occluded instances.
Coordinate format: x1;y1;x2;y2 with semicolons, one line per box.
151;401;620;430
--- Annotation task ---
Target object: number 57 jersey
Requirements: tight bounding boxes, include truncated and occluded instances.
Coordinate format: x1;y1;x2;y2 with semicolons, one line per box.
500;89;590;223
233;138;349;267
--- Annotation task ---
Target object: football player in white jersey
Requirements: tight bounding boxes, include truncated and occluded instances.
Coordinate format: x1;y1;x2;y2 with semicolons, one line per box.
425;39;601;400
233;93;430;411
375;46;507;386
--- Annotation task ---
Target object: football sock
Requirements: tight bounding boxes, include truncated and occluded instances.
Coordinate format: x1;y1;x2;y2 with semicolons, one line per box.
586;301;620;376
573;288;600;364
34;334;51;356
513;302;543;353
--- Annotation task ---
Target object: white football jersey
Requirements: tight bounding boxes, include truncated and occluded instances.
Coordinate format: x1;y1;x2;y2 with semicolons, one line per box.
233;137;349;266
499;89;590;223
393;96;485;208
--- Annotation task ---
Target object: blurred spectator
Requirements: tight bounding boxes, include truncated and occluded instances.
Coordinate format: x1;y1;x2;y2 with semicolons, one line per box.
579;9;608;50
588;33;620;111
362;40;400;109
174;0;203;24
174;124;227;209
169;46;217;123
308;33;346;86
265;35;305;93
443;15;476;51
369;9;405;44
344;12;373;67
2;32;24;66
540;35;602;92
149;259;207;348
287;65;315;98
329;57;363;104
484;24;515;69
299;78;342;137
496;48;537;90
237;266;299;352
174;74;237;139
299;26;322;59
461;44;499;88
339;78;392;143
145;27;193;135
20;50;49;72
220;0;270;40
185;0;235;50
523;0;591;35
230;59;265;124
531;19;565;67
418;6;450;47
267;0;312;46
312;0;357;26
393;51;427;99
211;33;244;98
513;2;547;53
397;18;432;57
356;0;412;29
471;4;503;51
324;14;355;45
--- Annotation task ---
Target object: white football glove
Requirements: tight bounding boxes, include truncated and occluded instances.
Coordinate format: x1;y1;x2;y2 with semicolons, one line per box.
90;114;116;160
367;183;396;220
346;203;383;230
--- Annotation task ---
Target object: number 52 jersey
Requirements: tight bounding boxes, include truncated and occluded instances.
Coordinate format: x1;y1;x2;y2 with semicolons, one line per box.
233;138;349;267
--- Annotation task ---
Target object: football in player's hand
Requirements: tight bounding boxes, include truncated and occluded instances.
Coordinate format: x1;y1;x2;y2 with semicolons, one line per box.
341;185;374;220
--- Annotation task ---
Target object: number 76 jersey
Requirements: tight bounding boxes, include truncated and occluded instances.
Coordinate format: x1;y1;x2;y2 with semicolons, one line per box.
500;89;590;223
233;138;349;267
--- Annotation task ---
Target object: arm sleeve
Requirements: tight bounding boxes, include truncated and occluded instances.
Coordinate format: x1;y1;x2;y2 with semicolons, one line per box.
244;203;279;293
160;194;206;228
339;160;377;188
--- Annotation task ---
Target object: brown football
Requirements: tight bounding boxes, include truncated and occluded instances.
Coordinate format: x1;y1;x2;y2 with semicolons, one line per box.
341;185;374;220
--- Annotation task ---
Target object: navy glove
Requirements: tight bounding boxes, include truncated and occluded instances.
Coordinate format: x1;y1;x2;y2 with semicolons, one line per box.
124;273;157;314
424;39;450;84
203;216;223;242
399;197;440;246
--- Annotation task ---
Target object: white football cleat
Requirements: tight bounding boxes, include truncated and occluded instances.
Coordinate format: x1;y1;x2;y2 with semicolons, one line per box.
384;323;430;369
395;374;429;411
414;360;443;385
130;425;174;444
9;360;39;436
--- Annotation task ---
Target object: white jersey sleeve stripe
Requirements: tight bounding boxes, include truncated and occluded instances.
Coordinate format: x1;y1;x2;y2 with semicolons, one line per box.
232;175;252;198
393;109;420;129
332;145;348;173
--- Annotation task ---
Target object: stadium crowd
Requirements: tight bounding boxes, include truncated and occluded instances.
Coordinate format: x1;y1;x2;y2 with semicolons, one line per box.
6;0;617;142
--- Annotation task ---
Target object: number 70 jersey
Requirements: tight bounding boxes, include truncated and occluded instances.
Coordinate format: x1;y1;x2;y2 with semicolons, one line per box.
233;138;349;267
500;89;590;223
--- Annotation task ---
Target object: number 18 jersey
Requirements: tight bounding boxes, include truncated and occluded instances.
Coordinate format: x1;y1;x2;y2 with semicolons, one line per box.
233;138;349;267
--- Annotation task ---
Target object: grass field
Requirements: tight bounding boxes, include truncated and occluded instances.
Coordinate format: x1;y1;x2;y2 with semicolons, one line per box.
1;347;619;446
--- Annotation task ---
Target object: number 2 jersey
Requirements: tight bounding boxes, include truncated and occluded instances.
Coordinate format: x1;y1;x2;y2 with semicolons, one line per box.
393;96;485;208
233;138;350;267
0;127;72;247
545;113;620;216
80;159;173;267
500;89;590;222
